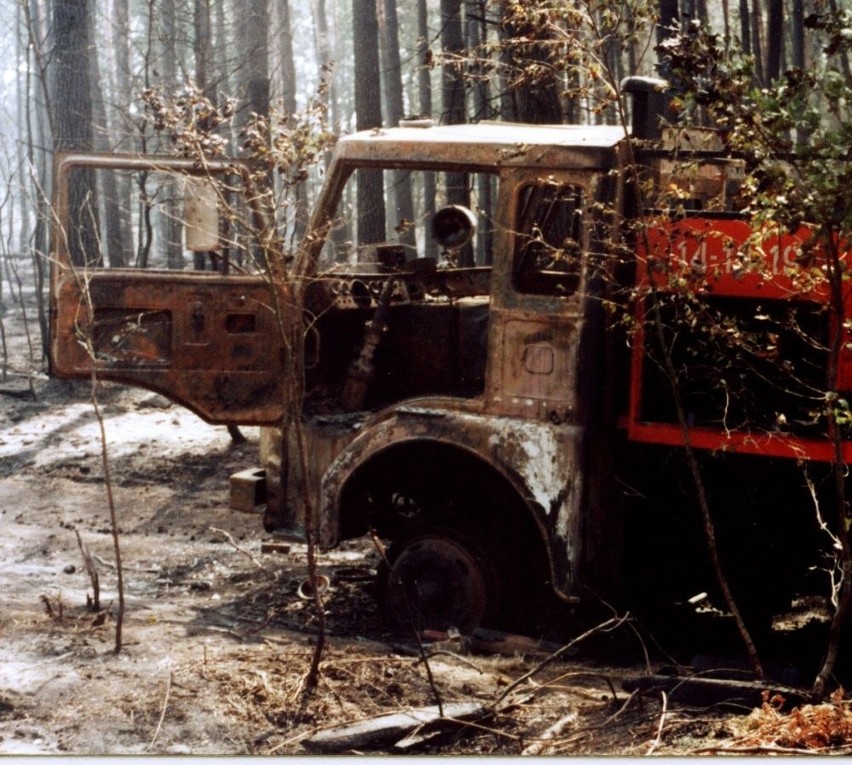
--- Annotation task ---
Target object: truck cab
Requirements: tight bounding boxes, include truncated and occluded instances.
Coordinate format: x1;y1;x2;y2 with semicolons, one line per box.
50;122;629;632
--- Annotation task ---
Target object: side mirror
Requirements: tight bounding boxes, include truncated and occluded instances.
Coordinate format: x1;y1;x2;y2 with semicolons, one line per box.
183;177;220;252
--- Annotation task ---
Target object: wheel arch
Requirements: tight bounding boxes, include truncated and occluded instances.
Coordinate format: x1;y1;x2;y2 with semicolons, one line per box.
323;430;558;596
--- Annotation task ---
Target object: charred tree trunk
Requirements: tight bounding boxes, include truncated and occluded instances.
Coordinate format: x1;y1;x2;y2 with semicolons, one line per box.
380;0;415;253
49;0;100;267
765;0;783;83
441;0;471;264
353;0;386;245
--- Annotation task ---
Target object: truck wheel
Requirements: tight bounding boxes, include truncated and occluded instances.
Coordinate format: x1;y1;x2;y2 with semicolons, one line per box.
376;528;499;634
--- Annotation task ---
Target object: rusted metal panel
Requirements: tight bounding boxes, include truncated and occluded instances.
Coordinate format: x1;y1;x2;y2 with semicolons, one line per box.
495;316;582;422
282;415;366;542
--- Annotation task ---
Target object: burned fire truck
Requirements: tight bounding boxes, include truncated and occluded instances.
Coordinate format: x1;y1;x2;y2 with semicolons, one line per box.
50;79;839;633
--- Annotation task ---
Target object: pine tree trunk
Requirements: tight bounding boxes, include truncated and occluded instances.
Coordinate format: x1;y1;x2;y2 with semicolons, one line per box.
88;20;127;267
765;0;783;82
441;0;471;264
380;0;415;252
353;0;386;245
49;0;100;267
159;0;184;269
110;0;134;264
417;0;437;258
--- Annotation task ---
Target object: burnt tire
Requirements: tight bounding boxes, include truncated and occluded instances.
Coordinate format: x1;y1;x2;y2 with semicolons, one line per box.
375;528;500;634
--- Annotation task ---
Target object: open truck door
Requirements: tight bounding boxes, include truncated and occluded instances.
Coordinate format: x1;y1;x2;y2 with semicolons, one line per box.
49;153;287;425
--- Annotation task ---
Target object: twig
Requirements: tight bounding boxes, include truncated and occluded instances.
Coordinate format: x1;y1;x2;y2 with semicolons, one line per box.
645;690;668;755
600;688;642;728
527;671;620;702
89;375;125;655
145;671;173;752
493;614;629;707
75;529;100;611
209;526;270;573
421;649;484;674
40;592;62;620
92;554;159;574
625;617;655;675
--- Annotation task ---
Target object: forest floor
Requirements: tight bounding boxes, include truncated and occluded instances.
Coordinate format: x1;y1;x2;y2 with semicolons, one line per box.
2;289;852;756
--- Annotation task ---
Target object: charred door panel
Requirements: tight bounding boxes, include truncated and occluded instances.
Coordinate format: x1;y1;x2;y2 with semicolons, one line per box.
51;271;285;424
50;153;287;425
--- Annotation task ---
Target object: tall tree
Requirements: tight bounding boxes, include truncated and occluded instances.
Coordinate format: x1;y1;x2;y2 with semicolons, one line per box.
441;0;471;264
498;1;562;123
110;0;135;260
417;0;437;258
791;0;806;73
313;0;338;129
274;0;313;242
313;0;348;250
237;0;270;122
88;17;127;267
765;0;784;82
440;0;465;126
49;0;99;267
380;0;415;253
192;0;215;269
739;0;752;59
751;0;765;85
276;0;297;116
194;0;214;101
467;0;492;264
20;0;52;357
159;0;184;269
352;0;385;245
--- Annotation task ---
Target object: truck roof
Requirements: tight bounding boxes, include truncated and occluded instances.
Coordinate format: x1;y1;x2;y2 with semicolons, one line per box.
334;121;628;171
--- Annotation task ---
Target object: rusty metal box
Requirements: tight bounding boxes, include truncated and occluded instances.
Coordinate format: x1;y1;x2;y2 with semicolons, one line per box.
229;468;266;513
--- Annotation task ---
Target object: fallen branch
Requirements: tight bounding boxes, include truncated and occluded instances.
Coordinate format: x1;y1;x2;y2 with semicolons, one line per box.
92;554;159;574
521;711;578;756
26;651;77;672
210;526;270;574
645;690;668;755
691;744;839;756
145;671;173;752
622;674;809;710
302;702;486;753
